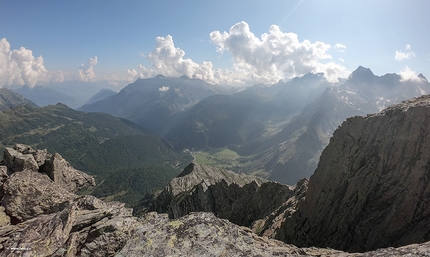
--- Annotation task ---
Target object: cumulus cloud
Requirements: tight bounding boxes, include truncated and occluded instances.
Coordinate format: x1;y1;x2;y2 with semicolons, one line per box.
125;35;219;84
399;66;424;82
209;21;348;83
126;22;349;85
159;86;169;92
395;44;415;61
0;38;50;87
78;56;98;82
334;43;346;52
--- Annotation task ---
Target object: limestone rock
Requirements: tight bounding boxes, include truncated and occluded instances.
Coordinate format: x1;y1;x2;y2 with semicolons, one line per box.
2;170;75;222
279;95;430;252
40;153;95;193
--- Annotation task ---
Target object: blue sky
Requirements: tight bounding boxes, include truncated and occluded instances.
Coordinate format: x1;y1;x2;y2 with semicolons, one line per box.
1;0;429;88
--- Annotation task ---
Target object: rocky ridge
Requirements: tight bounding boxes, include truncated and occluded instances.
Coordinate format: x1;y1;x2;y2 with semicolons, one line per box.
2;143;430;255
134;162;267;215
134;162;308;231
278;95;430;252
0;144;349;256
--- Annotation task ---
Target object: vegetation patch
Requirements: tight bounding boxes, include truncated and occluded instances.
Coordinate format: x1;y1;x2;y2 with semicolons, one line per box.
193;148;241;170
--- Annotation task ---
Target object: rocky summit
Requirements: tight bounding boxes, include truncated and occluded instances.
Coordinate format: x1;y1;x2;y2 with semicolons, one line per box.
278;95;430;252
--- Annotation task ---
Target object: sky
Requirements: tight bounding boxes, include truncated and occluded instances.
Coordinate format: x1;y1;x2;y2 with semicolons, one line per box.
1;0;429;89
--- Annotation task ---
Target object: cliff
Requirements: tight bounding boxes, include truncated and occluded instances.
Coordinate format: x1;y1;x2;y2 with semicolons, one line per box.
134;162;308;230
278;95;430;252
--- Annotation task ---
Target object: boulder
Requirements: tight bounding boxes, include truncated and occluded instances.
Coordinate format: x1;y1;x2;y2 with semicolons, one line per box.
1;195;139;257
3;147;38;173
2;170;75;222
40;153;95;193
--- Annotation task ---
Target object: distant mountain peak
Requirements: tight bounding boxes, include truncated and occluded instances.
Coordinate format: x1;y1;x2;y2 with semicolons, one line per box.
348;66;376;83
155;74;166;79
292;72;325;82
419;73;428;82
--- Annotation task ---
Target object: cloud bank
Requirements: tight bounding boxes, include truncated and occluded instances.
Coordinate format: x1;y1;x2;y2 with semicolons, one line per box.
210;22;349;83
395;44;415;61
127;22;349;85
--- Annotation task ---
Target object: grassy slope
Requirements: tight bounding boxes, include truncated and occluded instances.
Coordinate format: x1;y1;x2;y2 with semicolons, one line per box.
0;104;193;206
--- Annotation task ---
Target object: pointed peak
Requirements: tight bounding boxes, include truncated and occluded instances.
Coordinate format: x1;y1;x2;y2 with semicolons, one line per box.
348;66;376;82
418;73;428;82
352;66;374;76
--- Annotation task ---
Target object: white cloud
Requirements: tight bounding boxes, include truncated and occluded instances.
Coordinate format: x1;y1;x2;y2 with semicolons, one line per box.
159;86;169;92
395;44;415;61
334;43;346;52
78;56;98;82
0;38;50;87
399;66;424;82
209;21;348;83
339;57;345;63
125;35;219;84
125;22;349;85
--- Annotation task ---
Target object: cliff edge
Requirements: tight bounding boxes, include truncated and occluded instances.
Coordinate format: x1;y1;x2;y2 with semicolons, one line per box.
278;95;430;252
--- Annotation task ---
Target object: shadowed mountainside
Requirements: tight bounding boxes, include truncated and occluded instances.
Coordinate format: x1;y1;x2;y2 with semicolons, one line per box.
0;103;192;206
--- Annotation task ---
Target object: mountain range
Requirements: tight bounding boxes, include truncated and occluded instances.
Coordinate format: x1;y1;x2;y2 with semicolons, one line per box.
2;66;429;188
79;75;233;134
78;66;430;185
0;101;192;206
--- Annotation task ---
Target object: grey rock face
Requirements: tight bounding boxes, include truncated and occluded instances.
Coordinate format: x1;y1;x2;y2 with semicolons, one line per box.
2;144;95;193
3;147;39;173
117;212;342;257
279;95;430;252
135;162;267;215
0;144;138;256
1;195;139;257
251;177;308;238
2;170;75;222
40;153;96;193
135;162;312;245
